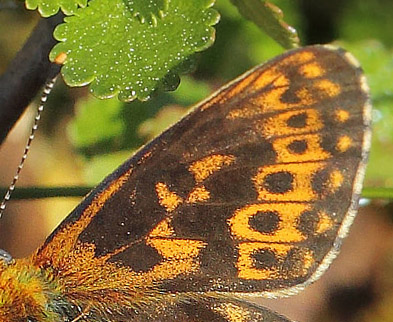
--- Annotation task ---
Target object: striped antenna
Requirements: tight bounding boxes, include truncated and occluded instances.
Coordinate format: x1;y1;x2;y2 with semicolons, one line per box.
0;76;58;218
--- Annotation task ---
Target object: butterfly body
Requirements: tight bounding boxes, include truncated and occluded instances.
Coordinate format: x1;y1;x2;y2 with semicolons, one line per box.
0;45;371;321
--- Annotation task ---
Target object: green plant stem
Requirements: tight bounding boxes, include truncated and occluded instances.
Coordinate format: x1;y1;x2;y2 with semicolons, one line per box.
0;186;92;200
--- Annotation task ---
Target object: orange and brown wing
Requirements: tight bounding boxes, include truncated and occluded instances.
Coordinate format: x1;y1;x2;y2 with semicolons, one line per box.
125;296;292;321
32;45;370;318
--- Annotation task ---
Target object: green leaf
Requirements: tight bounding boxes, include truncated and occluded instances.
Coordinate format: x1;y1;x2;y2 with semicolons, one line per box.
50;0;219;101
124;0;168;25
25;0;87;17
230;0;299;49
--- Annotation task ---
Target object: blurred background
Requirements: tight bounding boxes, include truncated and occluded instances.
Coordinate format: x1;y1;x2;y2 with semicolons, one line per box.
1;0;393;321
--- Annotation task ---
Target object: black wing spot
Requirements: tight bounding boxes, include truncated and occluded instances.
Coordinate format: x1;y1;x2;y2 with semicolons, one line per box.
287;112;307;128
288;139;308;154
252;248;278;270
249;211;280;234
263;171;294;193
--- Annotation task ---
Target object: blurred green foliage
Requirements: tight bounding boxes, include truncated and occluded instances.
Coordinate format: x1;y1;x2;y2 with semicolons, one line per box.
340;41;393;189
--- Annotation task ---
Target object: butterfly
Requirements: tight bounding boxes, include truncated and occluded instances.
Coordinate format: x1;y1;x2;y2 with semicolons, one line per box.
0;45;371;322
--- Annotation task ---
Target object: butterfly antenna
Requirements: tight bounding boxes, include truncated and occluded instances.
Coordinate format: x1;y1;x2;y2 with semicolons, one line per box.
0;76;58;218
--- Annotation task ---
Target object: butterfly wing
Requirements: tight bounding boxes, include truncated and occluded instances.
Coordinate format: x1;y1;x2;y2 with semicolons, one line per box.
132;296;292;322
32;45;371;319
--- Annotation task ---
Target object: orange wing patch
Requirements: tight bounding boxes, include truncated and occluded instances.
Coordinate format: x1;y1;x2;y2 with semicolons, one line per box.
334;109;350;123
145;238;206;280
327;170;344;193
146;218;207;280
248;77;316;115
336;135;353;152
187;186;210;203
299;61;325;78
226;52;320;121
257;108;323;137
189;154;235;183
316;212;335;235
253;162;325;202
281;50;316;66
155;182;183;212
272;134;331;163
149;218;174;238
229;203;308;243
314;79;341;97
236;242;313;280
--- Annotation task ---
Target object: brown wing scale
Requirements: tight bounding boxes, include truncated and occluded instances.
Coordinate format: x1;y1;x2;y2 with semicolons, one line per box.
38;44;371;313
0;45;370;322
